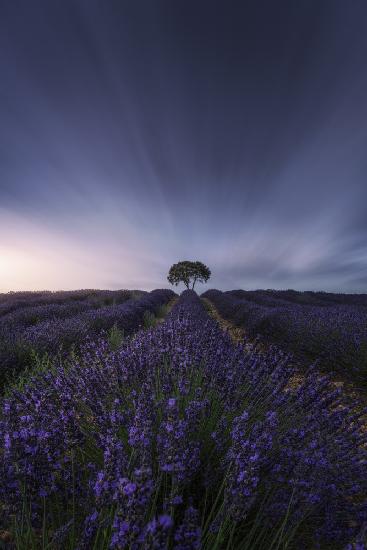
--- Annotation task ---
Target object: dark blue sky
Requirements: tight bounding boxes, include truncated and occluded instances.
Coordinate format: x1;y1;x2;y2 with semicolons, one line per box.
1;1;367;292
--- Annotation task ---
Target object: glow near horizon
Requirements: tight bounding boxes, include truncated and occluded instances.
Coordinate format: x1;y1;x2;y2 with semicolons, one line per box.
1;199;366;293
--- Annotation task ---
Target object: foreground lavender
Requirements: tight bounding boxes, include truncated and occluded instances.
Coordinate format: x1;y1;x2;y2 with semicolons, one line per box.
203;289;367;387
1;291;366;548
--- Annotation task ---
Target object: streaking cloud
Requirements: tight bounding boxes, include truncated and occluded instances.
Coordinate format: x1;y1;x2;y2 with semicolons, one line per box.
0;1;367;292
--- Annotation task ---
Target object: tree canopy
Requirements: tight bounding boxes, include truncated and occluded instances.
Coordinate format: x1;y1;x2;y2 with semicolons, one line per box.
167;261;211;290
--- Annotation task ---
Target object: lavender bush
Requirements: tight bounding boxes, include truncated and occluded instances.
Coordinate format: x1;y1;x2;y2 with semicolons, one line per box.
0;290;365;548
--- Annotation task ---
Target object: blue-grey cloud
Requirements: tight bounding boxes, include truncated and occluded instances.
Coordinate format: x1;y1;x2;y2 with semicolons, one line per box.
1;1;367;292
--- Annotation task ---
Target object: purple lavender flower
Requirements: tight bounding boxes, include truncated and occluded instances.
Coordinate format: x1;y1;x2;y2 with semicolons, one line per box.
0;288;365;549
174;506;201;549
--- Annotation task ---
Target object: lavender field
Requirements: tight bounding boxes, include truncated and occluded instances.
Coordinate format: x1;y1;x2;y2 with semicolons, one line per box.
3;0;367;547
0;288;366;549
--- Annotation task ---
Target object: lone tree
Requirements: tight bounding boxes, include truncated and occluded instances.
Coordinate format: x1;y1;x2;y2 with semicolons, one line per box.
167;261;211;290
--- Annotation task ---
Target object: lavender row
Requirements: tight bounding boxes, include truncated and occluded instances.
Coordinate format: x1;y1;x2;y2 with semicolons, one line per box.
203;289;367;386
0;301;95;336
0;289;143;318
229;288;367;308
0;291;134;382
0;290;365;548
0;289;175;386
0;289;146;337
21;289;175;353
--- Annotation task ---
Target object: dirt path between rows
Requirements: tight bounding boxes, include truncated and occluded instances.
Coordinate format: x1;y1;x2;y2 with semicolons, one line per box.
201;297;246;344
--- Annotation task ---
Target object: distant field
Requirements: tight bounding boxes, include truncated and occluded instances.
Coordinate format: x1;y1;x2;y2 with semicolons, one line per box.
0;288;365;549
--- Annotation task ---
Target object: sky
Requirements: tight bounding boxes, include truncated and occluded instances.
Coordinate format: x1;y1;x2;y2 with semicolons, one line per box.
1;0;367;293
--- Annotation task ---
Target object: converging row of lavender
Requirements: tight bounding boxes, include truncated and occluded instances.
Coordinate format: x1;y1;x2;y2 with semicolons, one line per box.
0;289;175;389
202;289;367;388
0;290;366;548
